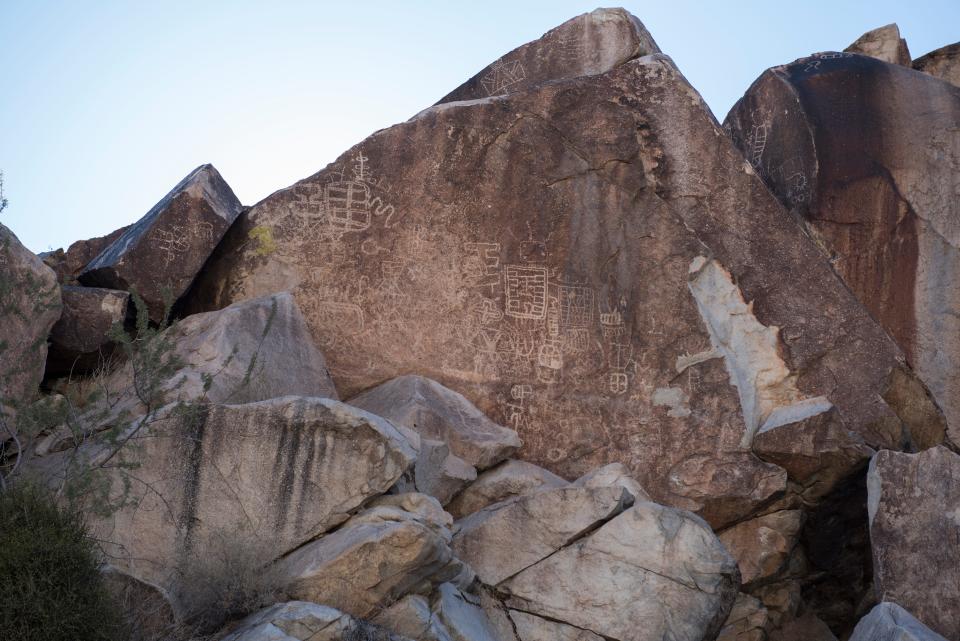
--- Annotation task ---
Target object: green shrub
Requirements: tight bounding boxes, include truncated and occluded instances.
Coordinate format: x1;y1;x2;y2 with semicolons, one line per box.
0;483;123;641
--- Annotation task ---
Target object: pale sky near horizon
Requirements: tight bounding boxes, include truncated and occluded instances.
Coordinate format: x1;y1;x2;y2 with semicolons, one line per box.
1;1;958;253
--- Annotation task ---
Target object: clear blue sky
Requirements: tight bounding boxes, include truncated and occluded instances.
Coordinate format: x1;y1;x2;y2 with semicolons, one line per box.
2;1;958;253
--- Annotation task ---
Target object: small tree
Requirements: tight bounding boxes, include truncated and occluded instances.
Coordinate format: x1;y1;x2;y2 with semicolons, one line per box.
0;171;7;214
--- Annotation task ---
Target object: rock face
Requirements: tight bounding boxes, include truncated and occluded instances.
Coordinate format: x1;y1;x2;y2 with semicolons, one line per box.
500;503;739;641
716;594;770;641
65;397;416;596
509;609;603;641
844;24;911;65
349;376;520;470
725;51;958;446
278;494;465;619
46;286;129;377
867;447;960;639
40;225;130;284
435;8;659;104
220;601;411;641
187;19;937;512
445;459;567;519
718;510;803;589
913;43;960;87
848;603;948;641
79;164;243;321
0;223;61;429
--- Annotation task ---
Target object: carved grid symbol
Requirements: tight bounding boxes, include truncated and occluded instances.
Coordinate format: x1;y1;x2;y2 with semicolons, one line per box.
324;180;371;233
504;265;548;320
558;285;595;328
480;60;526;96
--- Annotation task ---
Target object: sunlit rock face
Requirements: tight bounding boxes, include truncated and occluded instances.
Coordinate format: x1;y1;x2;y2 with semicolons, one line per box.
186;10;938;520
725;51;959;446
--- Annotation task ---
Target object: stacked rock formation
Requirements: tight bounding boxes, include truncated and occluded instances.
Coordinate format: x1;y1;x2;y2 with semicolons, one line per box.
3;9;960;641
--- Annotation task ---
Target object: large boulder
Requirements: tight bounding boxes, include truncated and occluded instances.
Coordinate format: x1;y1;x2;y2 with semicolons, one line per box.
913;42;960;87
0;223;61;431
277;494;466;619
187;12;939;513
435;7;659;104
500;503;740;641
446;459;567;519
79;164;243;321
46;285;129;377
349;375;520;470
725;50;958;446
844;24;911;66
718;510;803;589
508;609;603;641
373;594;455;641
35;397;416;597
848;603;948;641
867;446;960;639
40;225;130;284
452;484;631;585
219;601;411;641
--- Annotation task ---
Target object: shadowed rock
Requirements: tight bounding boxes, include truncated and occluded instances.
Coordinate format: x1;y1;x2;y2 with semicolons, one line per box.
79;164;242;321
848;603;947;641
725;51;957;446
716;594;771;641
46;286;129;378
40;225;130;284
867;447;960;639
718;510;803;589
913;42;960;87
844;24;911;65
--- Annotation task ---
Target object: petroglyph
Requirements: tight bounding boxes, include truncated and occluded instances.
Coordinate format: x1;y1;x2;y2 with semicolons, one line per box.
154;226;189;265
504;265;549;320
480;59;526;96
687;256;831;447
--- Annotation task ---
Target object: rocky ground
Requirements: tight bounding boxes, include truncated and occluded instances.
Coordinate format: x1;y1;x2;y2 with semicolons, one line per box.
2;9;959;641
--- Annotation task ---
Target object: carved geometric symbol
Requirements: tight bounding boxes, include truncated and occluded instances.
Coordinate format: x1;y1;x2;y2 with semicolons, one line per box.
504;265;548;320
480;59;526;96
558;284;595;328
324;180;371;233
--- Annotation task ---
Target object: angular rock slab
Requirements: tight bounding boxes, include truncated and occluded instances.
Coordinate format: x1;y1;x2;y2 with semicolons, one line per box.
716;593;770;641
501;503;739;641
770;614;838;641
373;595;455;641
79;164;242;321
0;223;61;429
452;484;630;585
414;438;477;505
725;51;958;446
220;601;412;641
432;583;502;641
867;446;960;639
40;224;130;284
188;16;935;505
278;496;465;619
718;510;802;589
848;603;948;641
75;397;415;594
349;375;519;469
914;42;960;87
46;285;129;377
844;24;911;66
509;610;603;641
436;7;658;104
446;459;567;519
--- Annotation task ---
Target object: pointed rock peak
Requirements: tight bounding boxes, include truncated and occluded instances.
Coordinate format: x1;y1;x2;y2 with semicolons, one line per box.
436;7;660;105
844;23;911;66
913;42;960;88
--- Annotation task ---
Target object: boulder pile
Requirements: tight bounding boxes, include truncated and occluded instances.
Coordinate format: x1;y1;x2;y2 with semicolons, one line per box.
3;8;959;641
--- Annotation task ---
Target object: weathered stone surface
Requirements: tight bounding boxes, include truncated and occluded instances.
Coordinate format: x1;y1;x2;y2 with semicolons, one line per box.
571;461;650;501
79;164;243;321
435;8;659;104
725;51;958;446
278;495;465;619
349;376;519;469
39;397;415;595
414;439;477;505
753;581;801;630
189;14;935;513
452;484;630;585
501;503;739;641
40;225;130;284
867;446;960;639
716;594;770;641
848;603;948;641
0;223;61;431
373;595;454;641
433;583;501;641
844;24;911;66
102;565;176;641
46;286;129;377
770;614;837;641
446;460;567;519
219;601;411;641
718;511;803;589
509;610;603;641
913;43;960;87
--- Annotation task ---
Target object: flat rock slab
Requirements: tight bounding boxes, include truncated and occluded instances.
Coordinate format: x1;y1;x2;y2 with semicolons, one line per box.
46;285;129;377
867;446;960;639
220;601;412;641
46;397;416;596
509;610;603;641
187;13;936;512
447;459;567;519
914;42;960;87
848;603;947;641
0;223;61;429
349;375;520;470
725;51;958;446
79;164;242;321
501;503;739;641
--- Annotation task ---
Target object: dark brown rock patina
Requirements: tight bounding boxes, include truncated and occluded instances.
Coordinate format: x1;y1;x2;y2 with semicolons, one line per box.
46;286;130;378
